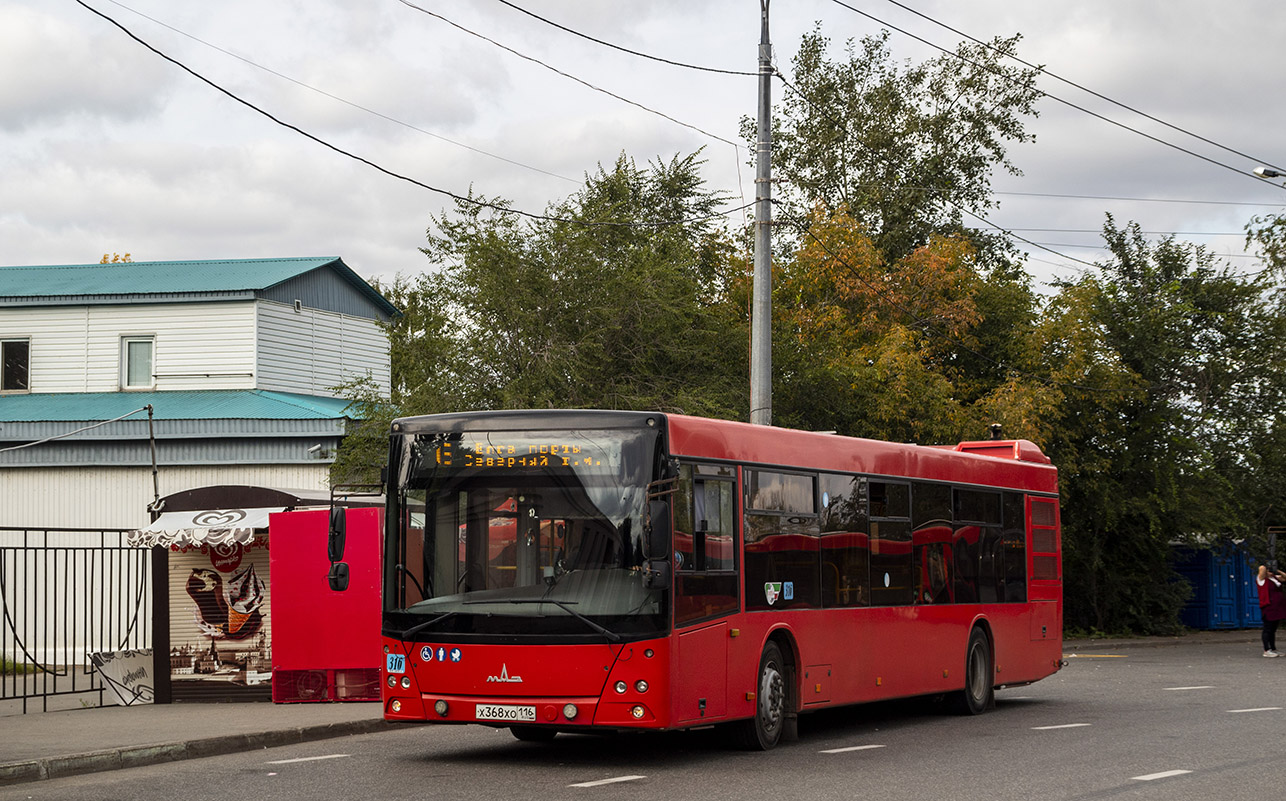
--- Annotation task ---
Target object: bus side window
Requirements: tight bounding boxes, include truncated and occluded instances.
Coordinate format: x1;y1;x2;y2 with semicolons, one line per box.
1002;492;1027;602
820;474;868;608
869;481;913;606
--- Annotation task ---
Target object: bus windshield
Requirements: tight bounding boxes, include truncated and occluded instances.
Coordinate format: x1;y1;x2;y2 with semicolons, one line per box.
386;426;666;640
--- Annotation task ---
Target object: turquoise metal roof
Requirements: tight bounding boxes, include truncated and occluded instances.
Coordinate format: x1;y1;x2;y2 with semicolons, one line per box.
0;390;354;422
0;257;397;316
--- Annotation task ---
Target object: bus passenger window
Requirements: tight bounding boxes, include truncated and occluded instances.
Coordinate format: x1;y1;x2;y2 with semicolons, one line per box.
820;474;868;608
674;463;739;626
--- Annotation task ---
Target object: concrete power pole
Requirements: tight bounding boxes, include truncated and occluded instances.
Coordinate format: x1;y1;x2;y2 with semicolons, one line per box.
750;0;773;426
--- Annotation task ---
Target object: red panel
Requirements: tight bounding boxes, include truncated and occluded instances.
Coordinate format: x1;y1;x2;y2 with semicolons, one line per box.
269;508;383;698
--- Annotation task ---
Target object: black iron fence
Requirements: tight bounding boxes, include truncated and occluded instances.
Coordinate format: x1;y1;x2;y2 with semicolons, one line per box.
0;527;151;713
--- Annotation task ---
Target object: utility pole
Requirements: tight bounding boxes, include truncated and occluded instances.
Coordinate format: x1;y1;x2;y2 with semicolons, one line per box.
750;0;773;426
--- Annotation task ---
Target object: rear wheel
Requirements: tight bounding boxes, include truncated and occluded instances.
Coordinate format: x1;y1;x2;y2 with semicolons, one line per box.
949;627;994;715
510;726;557;742
734;641;787;750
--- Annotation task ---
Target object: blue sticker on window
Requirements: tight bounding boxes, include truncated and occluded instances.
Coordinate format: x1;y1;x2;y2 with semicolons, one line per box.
784;581;794;601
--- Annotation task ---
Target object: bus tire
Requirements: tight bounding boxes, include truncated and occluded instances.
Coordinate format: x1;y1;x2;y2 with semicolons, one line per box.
735;641;788;750
510;726;557;742
949;627;994;715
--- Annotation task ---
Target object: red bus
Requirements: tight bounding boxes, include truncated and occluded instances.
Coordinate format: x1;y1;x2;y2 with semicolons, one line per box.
358;410;1061;749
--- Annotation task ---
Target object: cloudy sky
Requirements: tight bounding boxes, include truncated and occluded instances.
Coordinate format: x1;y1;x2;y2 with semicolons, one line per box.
4;0;1285;292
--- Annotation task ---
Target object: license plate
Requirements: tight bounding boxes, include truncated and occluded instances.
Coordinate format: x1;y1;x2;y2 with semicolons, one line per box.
475;704;536;722
386;653;406;674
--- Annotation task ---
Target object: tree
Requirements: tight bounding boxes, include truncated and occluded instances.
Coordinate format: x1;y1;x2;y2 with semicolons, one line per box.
757;27;1040;267
331;152;749;484
1039;217;1286;633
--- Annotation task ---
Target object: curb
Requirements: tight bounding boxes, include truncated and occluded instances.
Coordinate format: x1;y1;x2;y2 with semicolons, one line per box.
0;718;405;786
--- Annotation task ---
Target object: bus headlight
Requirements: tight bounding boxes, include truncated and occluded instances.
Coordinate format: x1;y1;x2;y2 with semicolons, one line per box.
387;675;397;689
390;699;402;713
635;680;648;693
562;704;579;720
614;680;627;694
630;705;645;719
400;676;411;689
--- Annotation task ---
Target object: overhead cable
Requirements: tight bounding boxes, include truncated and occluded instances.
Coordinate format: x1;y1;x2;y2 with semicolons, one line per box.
826;0;1283;189
76;0;754;229
395;0;741;148
491;0;756;76
102;0;580;185
877;0;1286;174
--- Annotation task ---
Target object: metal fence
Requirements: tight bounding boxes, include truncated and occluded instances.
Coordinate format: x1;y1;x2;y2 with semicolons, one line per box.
0;527;151;713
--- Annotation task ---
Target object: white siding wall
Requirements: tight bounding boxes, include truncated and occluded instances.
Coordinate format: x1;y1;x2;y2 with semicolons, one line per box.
0;465;333;530
0;302;257;393
256;301;390;397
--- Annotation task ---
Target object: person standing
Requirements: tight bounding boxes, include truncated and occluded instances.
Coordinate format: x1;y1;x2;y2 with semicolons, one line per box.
1257;565;1286;657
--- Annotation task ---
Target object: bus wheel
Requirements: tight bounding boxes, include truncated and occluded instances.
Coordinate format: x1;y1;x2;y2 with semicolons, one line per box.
510;726;557;742
949;627;994;715
736;641;787;750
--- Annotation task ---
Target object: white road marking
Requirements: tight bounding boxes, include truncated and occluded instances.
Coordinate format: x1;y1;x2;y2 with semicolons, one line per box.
1132;770;1192;781
1032;723;1092;730
1229;707;1282;713
570;775;647;788
1163;686;1213;691
266;754;351;765
819;744;887;754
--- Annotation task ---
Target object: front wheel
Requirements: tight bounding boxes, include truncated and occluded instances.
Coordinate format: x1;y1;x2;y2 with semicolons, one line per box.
734;641;788;750
948;627;994;715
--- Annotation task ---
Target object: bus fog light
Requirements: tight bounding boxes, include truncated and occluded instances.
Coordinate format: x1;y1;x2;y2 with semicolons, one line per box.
390;699;402;713
400;676;411;689
614;680;627;694
635;680;648;693
630;705;645;719
562;704;579;720
387;675;397;689
434;700;450;717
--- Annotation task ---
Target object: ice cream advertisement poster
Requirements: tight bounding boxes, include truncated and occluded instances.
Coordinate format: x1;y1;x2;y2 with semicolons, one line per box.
168;540;272;686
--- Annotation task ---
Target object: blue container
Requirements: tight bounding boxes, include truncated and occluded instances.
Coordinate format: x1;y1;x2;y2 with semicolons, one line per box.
1172;544;1262;630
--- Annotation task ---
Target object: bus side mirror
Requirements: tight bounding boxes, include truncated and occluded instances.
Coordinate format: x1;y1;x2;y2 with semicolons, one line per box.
327;506;347;562
647;499;671;559
328;561;350;592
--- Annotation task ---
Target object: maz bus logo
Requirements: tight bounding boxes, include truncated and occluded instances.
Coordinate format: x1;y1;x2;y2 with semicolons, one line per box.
486;664;523;683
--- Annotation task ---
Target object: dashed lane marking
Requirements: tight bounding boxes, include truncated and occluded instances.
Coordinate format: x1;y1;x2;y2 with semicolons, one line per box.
1132;770;1192;782
1229;707;1282;713
1064;654;1128;658
570;775;647;788
1163;686;1214;691
266;754;351;765
1032;723;1092;730
819;744;887;754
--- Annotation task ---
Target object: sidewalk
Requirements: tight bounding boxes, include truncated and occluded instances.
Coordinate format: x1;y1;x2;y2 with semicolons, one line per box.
0;629;1264;786
0;699;398;785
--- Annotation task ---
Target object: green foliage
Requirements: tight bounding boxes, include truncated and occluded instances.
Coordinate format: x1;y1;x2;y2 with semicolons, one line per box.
757;27;1040;266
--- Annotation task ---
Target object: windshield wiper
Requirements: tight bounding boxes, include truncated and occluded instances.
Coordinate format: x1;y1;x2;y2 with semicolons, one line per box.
398;611;457;640
464;598;622;642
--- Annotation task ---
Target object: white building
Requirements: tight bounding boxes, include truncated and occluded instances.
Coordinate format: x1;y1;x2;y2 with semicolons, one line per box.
0;257;396;529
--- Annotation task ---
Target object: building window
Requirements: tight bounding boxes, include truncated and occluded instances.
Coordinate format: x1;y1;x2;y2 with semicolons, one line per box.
121;336;154;389
1;339;30;392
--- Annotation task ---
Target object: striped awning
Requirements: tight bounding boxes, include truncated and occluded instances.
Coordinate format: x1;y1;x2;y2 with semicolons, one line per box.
127;507;284;547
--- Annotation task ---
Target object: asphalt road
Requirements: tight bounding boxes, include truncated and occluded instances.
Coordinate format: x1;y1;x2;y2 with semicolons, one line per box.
3;637;1281;801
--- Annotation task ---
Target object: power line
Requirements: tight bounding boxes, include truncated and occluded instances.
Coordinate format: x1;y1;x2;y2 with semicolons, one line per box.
395;0;741;149
0;407;151;453
76;0;754;230
876;0;1286;175
994;190;1286;207
101;0;580;185
826;0;1283;190
491;0;756;77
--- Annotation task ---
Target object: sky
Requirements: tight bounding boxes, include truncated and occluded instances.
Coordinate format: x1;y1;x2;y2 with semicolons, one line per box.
3;0;1286;293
